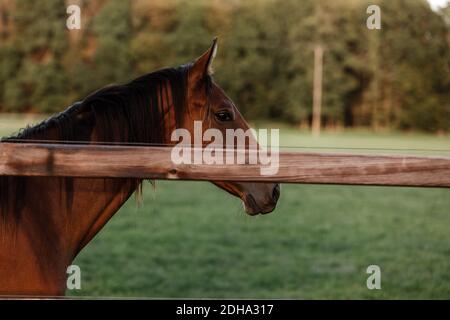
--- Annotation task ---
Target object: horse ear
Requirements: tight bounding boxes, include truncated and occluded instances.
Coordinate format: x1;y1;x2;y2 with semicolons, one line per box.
189;38;218;84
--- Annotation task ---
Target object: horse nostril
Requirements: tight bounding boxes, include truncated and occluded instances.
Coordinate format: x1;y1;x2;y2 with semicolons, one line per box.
272;184;280;202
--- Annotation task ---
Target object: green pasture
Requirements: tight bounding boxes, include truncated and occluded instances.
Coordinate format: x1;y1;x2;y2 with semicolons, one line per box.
1;114;449;299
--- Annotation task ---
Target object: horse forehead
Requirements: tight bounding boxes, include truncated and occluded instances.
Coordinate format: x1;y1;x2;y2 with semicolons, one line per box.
210;84;233;106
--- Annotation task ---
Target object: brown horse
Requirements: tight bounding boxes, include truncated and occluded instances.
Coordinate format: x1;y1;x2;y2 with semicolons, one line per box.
0;39;280;296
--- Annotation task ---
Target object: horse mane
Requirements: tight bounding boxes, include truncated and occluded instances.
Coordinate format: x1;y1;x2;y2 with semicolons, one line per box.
0;64;193;222
4;65;191;144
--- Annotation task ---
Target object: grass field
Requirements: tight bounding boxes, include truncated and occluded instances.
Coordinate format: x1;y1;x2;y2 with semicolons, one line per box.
1;114;450;299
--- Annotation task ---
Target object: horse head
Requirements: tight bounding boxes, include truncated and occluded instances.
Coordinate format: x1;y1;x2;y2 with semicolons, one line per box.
180;39;280;215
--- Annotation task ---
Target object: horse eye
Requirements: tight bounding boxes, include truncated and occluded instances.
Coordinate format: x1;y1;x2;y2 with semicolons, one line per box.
215;111;233;122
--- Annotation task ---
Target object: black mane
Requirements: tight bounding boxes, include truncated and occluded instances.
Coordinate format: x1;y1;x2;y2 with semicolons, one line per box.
1;64;191;222
3;65;190;144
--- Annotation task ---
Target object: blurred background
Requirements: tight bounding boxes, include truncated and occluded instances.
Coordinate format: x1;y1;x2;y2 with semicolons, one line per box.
1;0;449;132
0;0;449;299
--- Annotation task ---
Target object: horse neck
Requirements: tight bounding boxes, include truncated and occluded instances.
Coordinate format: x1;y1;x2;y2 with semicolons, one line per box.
69;84;179;242
34;80;178;248
0;81;180;295
0;174;140;295
0;125;141;295
0;136;129;293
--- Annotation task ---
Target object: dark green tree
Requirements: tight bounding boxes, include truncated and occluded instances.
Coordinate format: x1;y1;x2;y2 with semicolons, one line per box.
91;0;133;87
2;0;69;112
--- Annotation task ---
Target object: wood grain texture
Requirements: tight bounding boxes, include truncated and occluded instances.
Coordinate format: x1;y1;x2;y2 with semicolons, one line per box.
1;142;450;187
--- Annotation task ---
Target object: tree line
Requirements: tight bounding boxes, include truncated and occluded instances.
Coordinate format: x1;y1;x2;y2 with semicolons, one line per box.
0;0;449;132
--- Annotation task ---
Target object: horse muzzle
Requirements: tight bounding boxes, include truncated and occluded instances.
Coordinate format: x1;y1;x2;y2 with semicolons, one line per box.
242;183;280;215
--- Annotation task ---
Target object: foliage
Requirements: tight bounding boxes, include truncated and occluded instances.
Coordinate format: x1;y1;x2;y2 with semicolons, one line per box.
0;0;449;132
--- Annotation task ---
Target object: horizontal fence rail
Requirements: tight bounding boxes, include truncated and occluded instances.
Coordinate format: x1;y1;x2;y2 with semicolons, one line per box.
1;142;450;187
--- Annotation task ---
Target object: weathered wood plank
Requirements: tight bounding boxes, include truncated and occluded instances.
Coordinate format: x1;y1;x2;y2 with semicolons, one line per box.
1;142;450;187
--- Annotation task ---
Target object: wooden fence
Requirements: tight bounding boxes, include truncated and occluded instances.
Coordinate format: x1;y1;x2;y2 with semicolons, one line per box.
1;142;450;187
